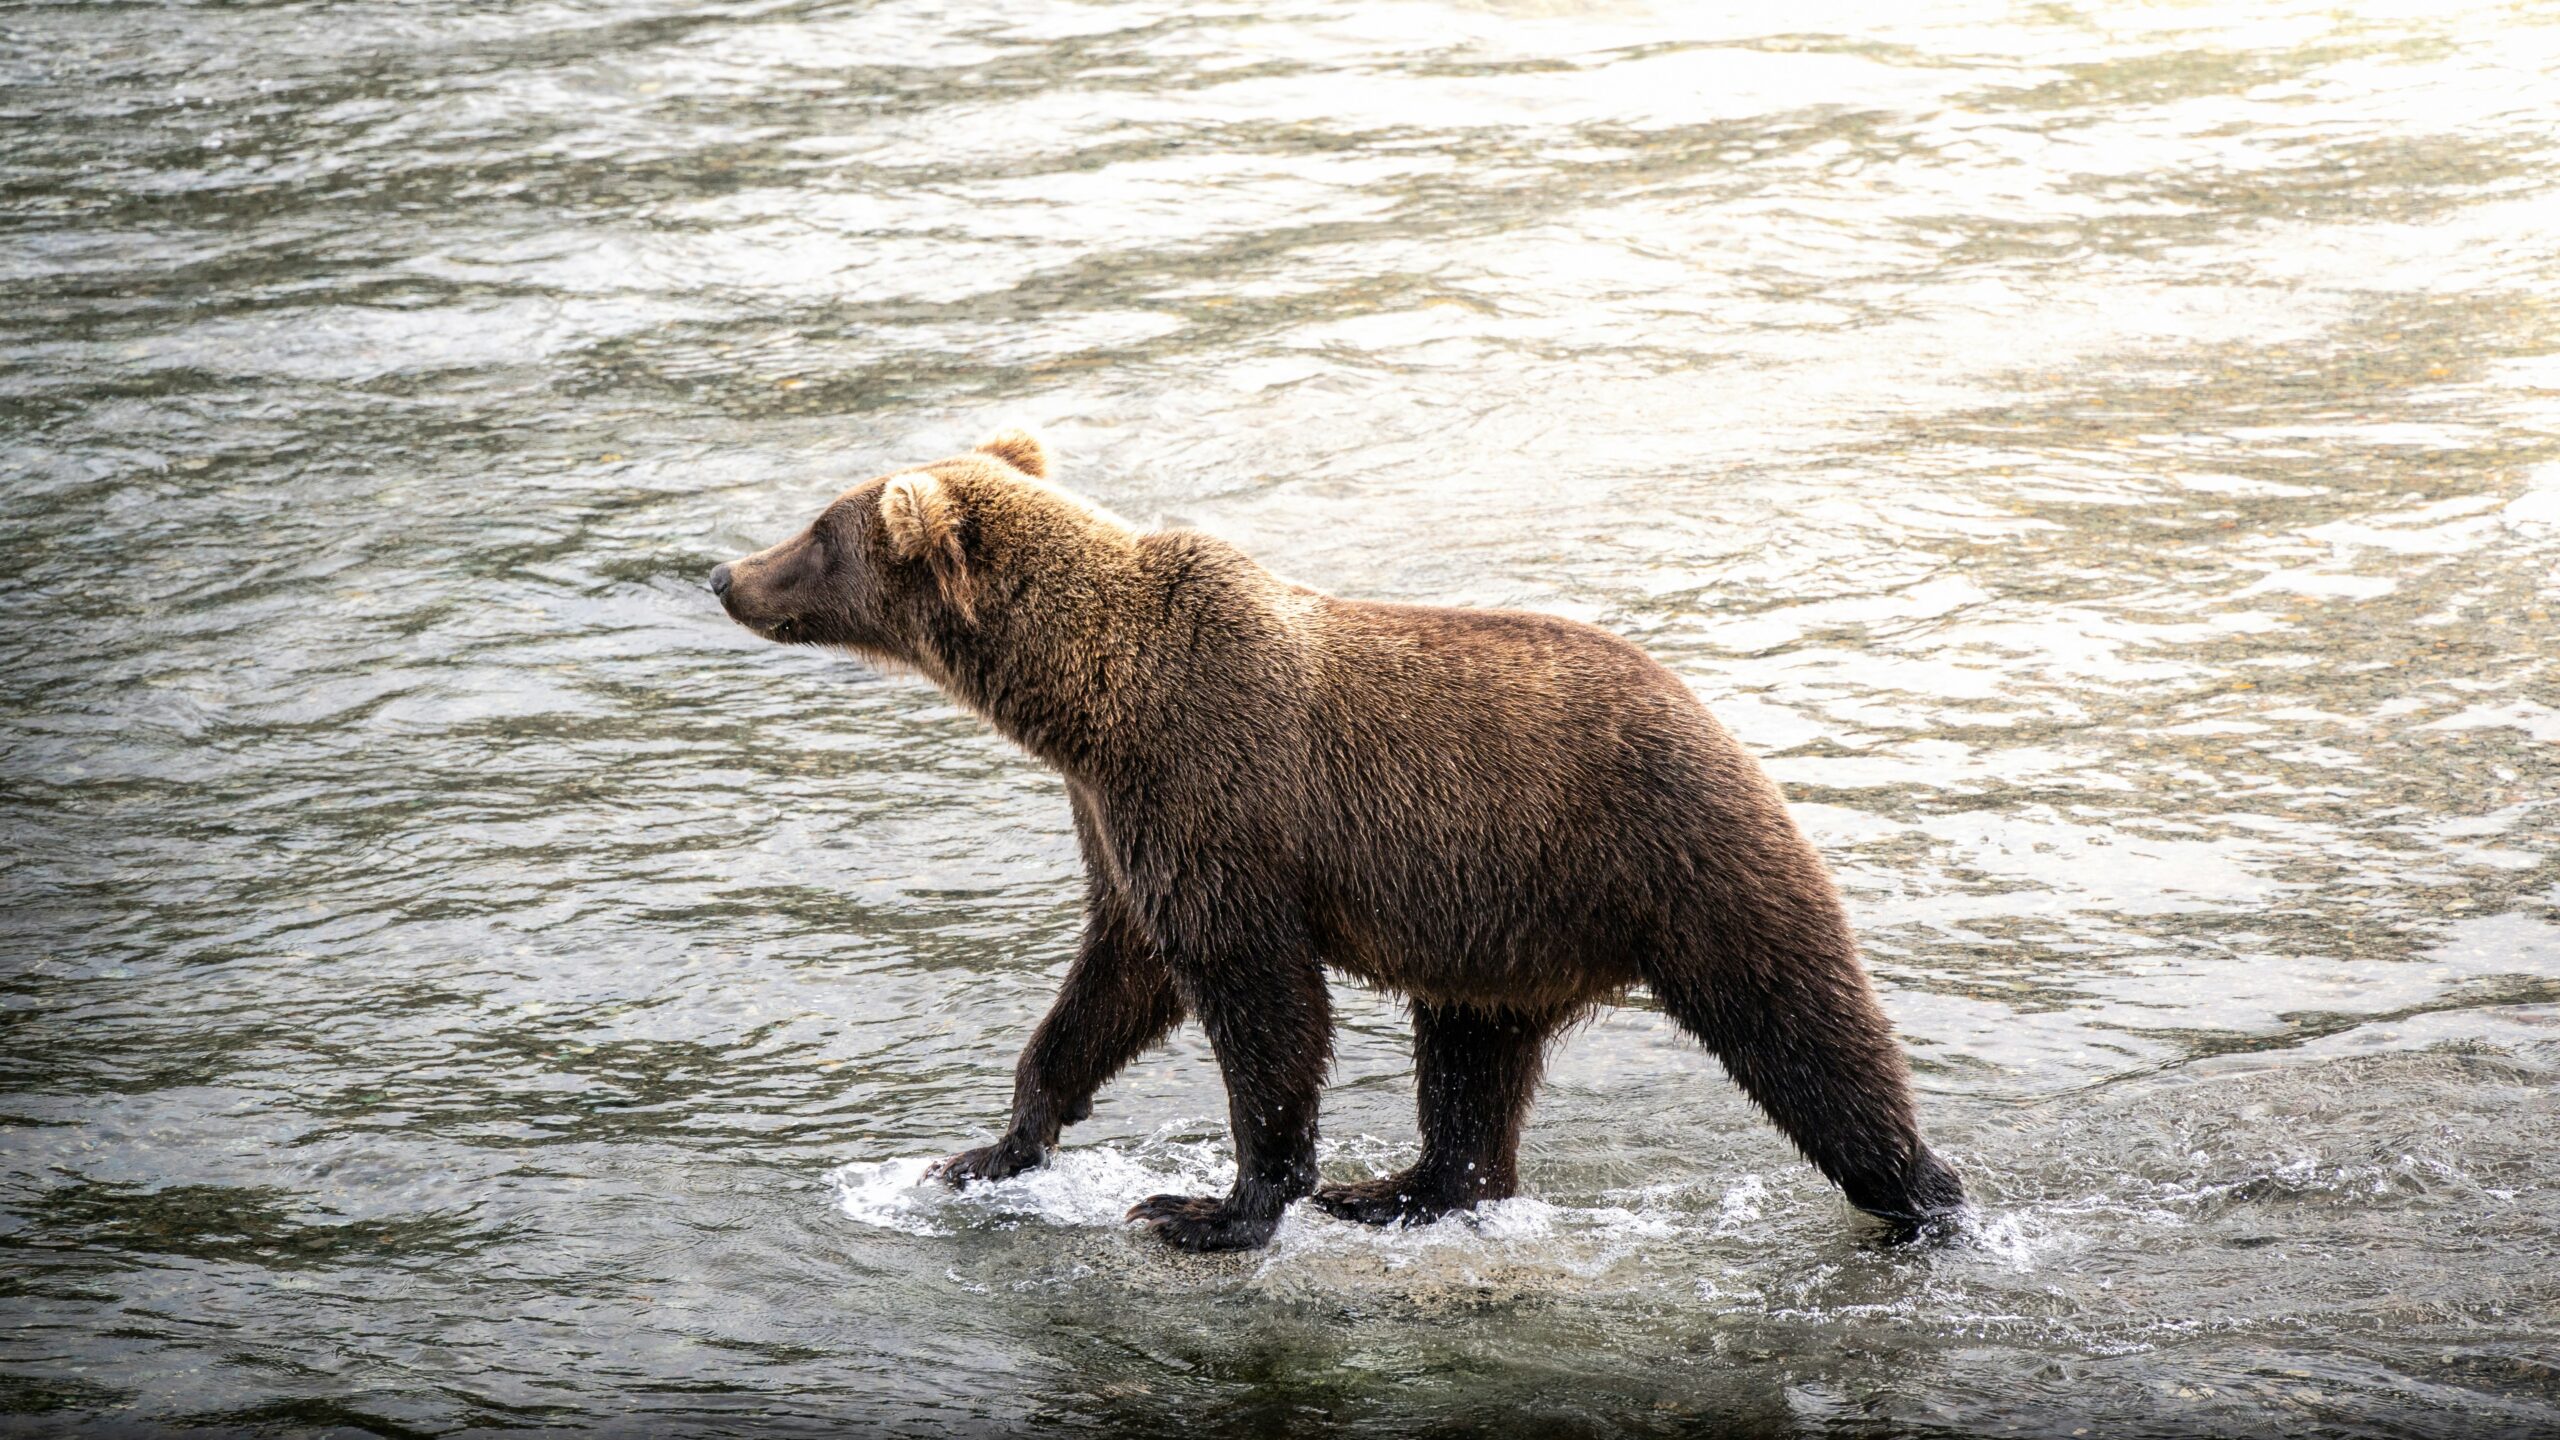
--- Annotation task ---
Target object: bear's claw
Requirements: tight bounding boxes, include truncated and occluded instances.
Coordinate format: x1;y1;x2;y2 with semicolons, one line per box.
1125;1192;1281;1251
927;1139;1040;1188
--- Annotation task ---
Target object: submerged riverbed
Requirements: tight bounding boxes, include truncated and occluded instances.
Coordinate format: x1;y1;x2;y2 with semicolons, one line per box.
4;1;2558;1435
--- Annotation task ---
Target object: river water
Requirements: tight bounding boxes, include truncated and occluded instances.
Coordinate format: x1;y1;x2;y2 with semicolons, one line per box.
5;1;2558;1435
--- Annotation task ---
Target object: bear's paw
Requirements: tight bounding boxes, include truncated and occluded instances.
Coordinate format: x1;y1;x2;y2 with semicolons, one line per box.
1125;1192;1283;1252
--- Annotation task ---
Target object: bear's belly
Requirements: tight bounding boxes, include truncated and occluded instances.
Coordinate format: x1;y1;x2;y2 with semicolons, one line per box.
1310;898;1640;1013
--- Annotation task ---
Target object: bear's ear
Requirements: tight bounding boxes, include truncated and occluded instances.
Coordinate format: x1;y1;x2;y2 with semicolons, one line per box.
879;471;974;621
973;427;1049;479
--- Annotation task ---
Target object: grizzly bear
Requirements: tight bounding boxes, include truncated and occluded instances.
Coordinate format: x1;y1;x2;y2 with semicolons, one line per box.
710;430;1964;1251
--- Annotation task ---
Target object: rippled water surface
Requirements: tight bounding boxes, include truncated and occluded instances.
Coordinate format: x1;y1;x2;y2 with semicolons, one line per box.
6;1;2560;1434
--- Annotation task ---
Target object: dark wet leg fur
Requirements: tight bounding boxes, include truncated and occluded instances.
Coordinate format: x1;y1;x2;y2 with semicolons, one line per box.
1315;1003;1556;1226
1642;938;1965;1236
1124;893;1330;1251
929;889;1182;1188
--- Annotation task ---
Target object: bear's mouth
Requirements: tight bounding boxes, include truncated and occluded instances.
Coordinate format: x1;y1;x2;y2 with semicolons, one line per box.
757;616;803;643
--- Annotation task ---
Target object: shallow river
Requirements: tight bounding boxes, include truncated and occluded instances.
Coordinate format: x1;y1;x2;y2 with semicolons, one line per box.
5;1;2559;1435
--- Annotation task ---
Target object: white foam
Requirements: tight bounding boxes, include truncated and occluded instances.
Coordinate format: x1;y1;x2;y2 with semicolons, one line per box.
1714;1174;1771;1234
827;1132;1233;1237
1960;1207;2069;1271
831;1137;2083;1295
828;1155;947;1235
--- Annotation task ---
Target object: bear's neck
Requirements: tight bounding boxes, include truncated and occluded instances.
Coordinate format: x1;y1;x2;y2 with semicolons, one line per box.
916;545;1174;782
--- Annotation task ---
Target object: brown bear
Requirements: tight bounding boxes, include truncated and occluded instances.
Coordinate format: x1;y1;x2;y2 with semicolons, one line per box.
710;430;1964;1252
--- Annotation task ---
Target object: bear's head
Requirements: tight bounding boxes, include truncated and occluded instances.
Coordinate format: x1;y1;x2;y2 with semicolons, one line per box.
707;428;1123;676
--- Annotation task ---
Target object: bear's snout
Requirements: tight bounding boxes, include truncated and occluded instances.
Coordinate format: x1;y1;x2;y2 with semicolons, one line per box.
706;544;817;646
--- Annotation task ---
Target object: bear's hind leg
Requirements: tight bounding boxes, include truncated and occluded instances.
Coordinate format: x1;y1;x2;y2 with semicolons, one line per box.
1314;1002;1555;1227
1643;943;1964;1236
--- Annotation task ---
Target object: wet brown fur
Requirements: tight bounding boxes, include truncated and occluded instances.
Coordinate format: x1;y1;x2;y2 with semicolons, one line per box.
711;430;1965;1251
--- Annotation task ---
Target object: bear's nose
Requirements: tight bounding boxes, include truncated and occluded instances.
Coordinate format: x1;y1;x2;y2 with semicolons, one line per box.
708;563;733;600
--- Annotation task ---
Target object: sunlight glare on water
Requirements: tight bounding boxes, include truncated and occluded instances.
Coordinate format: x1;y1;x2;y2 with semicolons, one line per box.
2;0;2557;1435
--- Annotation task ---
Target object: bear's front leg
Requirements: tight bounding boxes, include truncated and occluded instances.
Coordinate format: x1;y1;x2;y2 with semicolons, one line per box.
1125;907;1331;1253
931;893;1182;1188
